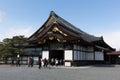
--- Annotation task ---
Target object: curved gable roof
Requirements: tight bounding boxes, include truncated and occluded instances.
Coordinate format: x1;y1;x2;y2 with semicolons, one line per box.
51;11;102;42
28;11;102;42
27;11;115;51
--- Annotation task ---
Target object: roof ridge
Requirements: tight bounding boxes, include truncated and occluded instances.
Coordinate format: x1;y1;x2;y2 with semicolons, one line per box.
50;11;101;41
28;11;102;42
50;11;83;34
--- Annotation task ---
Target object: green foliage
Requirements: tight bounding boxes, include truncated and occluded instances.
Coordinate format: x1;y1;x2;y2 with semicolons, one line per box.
0;35;27;58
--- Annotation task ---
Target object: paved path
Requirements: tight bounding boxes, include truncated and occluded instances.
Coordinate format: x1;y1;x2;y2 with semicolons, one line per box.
0;65;120;80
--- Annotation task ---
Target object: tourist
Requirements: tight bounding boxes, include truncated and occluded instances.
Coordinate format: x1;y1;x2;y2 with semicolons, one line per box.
43;58;48;68
30;57;34;67
16;58;20;67
59;59;62;65
38;57;42;69
55;58;58;66
27;57;31;67
51;58;55;66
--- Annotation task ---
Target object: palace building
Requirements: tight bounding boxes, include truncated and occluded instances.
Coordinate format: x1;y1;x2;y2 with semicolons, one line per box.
27;11;115;66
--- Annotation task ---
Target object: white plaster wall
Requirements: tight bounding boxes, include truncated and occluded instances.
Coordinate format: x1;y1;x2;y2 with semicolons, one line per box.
65;50;73;60
42;51;49;59
95;51;104;60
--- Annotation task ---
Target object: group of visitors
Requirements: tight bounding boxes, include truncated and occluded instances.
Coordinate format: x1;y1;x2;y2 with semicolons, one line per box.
38;58;63;69
27;57;49;69
50;58;63;66
16;57;63;69
38;58;48;69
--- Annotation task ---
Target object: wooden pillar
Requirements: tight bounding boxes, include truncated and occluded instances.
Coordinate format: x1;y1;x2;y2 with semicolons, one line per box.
109;55;111;64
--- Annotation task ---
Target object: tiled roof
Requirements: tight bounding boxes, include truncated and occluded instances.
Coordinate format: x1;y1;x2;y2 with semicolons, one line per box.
27;11;114;51
50;11;102;42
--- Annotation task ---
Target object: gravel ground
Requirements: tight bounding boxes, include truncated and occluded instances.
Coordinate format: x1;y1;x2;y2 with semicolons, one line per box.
0;65;120;80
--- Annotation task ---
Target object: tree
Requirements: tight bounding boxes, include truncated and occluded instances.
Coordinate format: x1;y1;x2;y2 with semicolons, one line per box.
12;35;27;56
0;35;28;64
0;42;5;57
0;39;14;63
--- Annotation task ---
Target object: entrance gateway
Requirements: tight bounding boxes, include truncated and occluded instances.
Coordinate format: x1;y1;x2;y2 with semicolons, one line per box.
49;50;64;61
41;39;74;66
42;50;73;66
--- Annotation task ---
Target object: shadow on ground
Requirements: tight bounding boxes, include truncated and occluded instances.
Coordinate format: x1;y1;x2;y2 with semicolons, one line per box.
91;64;117;67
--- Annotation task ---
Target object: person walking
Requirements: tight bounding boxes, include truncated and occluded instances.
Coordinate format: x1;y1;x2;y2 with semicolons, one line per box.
38;57;42;69
16;58;20;67
43;58;48;68
51;58;55;66
55;58;58;66
27;57;31;67
30;57;34;67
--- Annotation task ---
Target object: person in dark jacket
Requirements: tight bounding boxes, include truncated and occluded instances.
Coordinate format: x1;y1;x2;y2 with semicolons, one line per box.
16;58;20;67
38;57;42;69
43;58;48;68
30;57;34;67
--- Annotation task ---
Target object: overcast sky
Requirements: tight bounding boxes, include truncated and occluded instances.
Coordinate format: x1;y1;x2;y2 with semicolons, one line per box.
0;0;120;50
